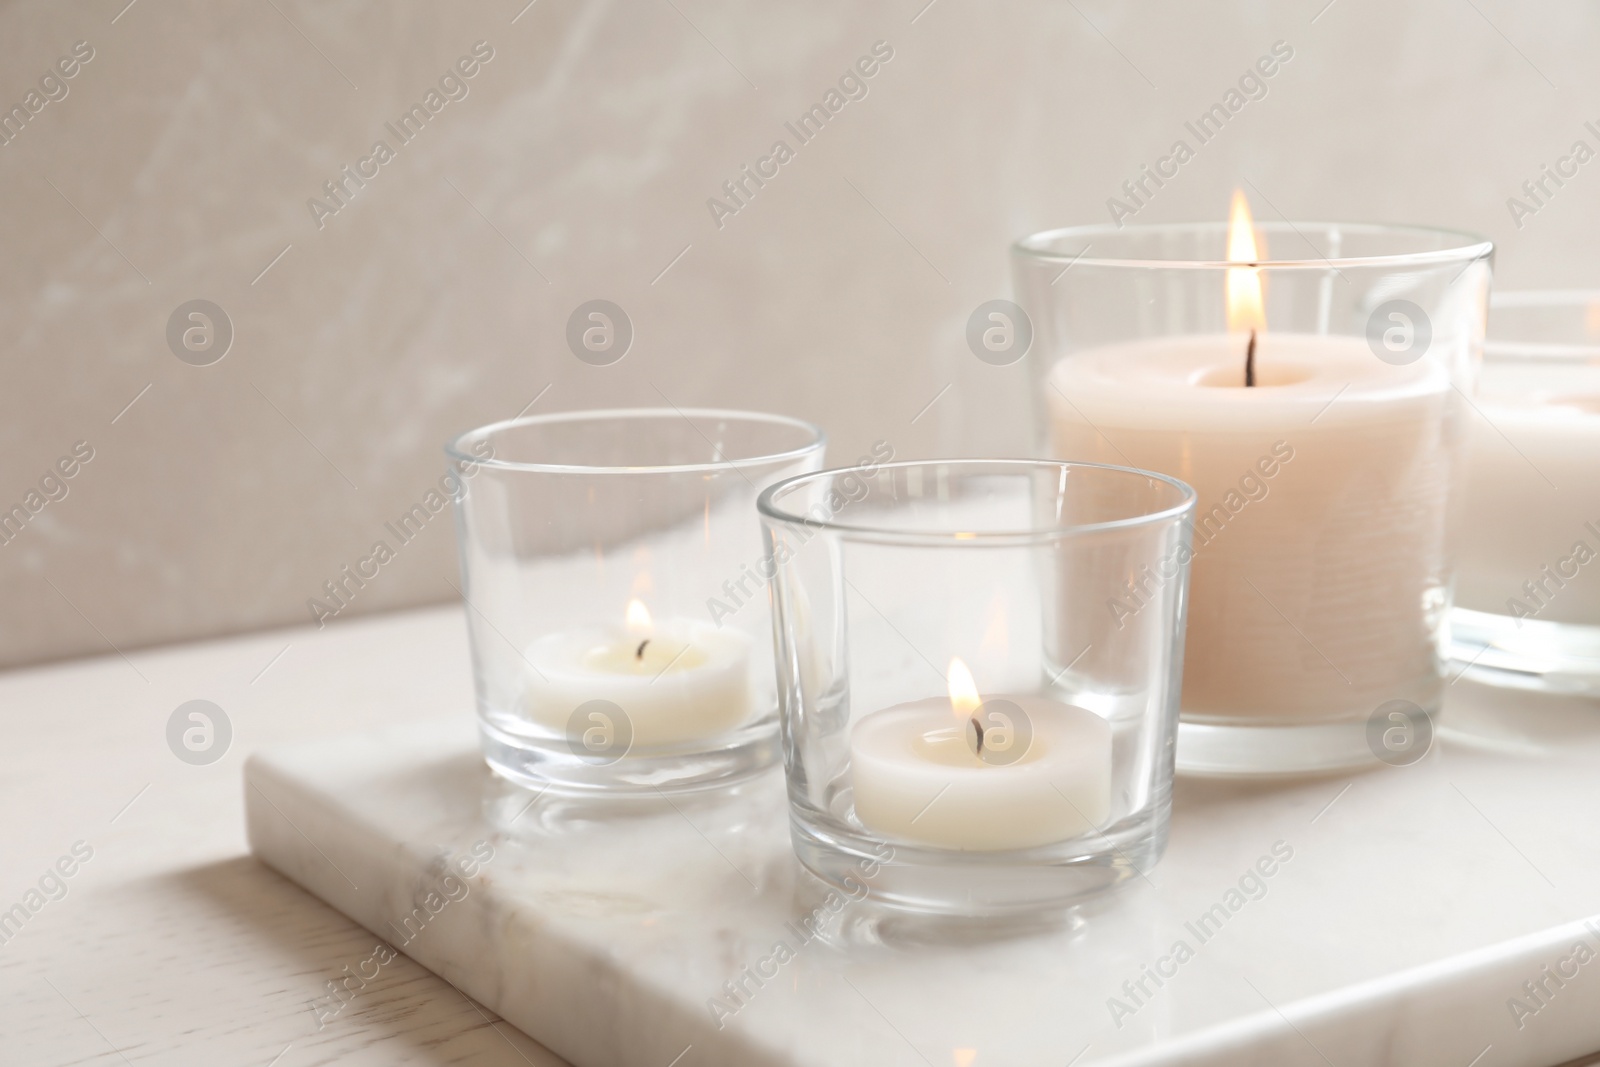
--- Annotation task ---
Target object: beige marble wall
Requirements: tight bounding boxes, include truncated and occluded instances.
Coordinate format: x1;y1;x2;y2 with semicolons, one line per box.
0;0;1594;668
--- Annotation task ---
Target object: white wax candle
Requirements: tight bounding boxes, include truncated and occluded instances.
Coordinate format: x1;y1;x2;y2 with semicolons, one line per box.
523;601;753;749
1047;334;1454;721
1457;363;1600;625
850;686;1111;852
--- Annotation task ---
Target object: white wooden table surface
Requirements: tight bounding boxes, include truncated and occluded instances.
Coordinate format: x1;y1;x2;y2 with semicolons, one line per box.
0;604;567;1066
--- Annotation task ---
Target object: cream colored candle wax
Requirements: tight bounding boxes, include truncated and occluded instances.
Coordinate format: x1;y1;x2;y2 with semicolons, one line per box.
1048;334;1454;723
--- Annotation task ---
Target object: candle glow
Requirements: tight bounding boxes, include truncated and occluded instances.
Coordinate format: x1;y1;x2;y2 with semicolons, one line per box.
946;657;981;721
1225;189;1265;335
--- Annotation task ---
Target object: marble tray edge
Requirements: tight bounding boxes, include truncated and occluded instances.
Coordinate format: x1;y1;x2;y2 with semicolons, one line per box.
243;749;787;1067
1093;912;1600;1067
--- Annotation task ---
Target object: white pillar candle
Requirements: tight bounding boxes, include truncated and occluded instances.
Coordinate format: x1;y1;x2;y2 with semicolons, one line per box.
523;600;753;749
1047;333;1453;721
1457;364;1600;625
850;659;1111;851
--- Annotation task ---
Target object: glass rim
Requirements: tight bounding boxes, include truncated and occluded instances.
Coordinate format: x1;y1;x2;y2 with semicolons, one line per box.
443;407;827;475
757;458;1197;545
1486;289;1600;361
1012;220;1494;272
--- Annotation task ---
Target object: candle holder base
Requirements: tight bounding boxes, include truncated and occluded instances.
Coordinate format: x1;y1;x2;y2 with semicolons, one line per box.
1448;607;1600;699
1175;718;1396;778
788;803;1166;919
1440;609;1600;755
813;878;1095;949
478;716;780;797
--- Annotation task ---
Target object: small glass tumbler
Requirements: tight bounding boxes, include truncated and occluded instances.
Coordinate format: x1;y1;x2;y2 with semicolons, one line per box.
759;459;1194;917
1014;221;1492;775
447;409;825;795
1453;291;1600;698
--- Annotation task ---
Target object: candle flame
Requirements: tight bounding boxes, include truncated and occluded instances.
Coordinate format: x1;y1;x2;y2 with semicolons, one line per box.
947;657;981;719
625;598;653;634
1225;190;1266;334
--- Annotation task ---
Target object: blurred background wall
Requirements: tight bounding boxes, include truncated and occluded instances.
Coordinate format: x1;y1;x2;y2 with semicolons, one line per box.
1;0;1595;668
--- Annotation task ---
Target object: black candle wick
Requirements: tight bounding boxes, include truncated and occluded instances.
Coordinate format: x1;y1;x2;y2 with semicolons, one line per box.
971;716;985;756
1245;329;1257;388
635;639;650;660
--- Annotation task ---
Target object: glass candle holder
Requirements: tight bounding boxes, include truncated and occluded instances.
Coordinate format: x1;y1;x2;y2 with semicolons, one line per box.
1453;291;1600;697
759;459;1194;917
447;409;825;795
1013;220;1492;776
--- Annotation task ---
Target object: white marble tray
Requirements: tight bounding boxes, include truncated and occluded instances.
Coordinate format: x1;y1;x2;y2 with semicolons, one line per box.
246;717;1600;1067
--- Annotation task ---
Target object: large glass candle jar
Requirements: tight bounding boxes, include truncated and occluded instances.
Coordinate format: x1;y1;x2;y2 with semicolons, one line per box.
1453;291;1600;698
1013;206;1491;776
447;409;824;795
760;459;1194;916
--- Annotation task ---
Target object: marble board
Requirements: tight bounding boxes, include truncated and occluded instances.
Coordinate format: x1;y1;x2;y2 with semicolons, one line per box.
246;717;1600;1067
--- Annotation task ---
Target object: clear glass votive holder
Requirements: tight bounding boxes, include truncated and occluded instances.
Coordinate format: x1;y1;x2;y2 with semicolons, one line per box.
759;459;1195;917
447;409;825;795
1013;220;1492;776
1453;291;1600;698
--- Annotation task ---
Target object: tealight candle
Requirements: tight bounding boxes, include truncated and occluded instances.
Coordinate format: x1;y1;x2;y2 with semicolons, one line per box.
523;600;753;749
850;659;1111;851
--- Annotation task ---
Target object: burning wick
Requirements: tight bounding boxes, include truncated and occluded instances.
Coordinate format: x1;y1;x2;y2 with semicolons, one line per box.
947;657;987;758
625;600;653;660
1226;190;1263;388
